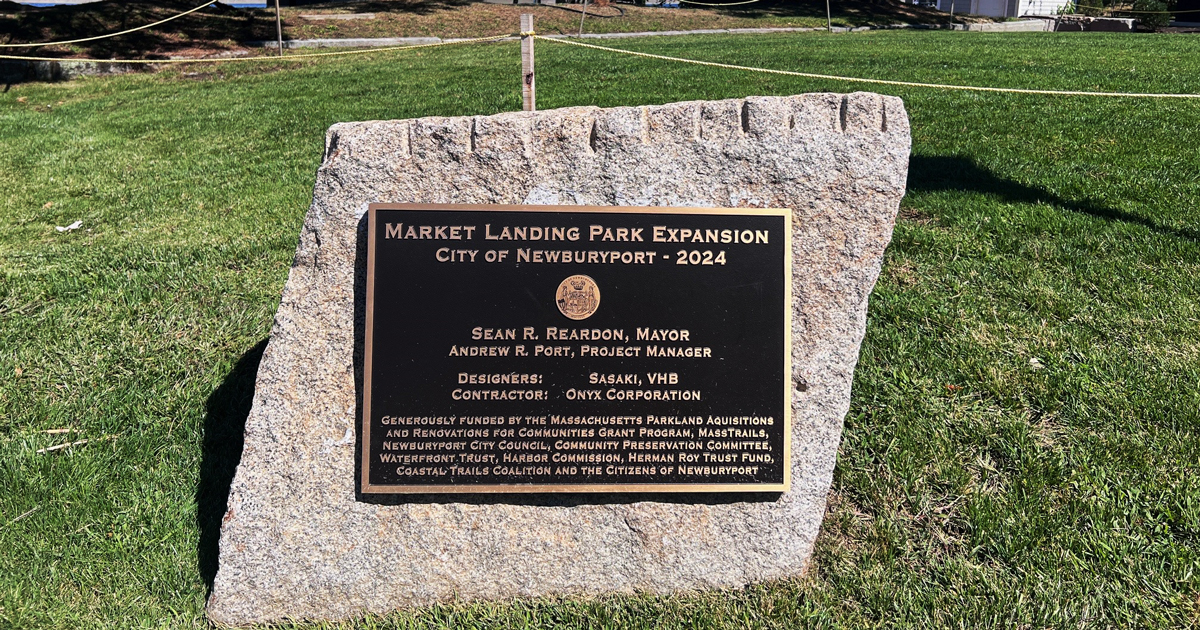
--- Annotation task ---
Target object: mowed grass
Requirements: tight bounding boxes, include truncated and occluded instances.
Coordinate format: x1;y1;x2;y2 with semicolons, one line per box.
1;30;1198;628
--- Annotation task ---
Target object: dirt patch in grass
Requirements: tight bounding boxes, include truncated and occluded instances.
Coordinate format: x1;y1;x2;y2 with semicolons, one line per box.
0;0;982;61
886;258;921;287
898;206;938;226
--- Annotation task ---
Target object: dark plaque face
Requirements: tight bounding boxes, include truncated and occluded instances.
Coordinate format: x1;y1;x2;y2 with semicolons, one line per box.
362;204;791;493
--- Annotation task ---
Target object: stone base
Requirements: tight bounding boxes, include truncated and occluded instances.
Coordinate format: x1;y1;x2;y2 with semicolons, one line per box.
207;93;911;626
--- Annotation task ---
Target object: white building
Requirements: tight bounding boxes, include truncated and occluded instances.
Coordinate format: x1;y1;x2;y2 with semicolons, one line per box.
935;0;1072;17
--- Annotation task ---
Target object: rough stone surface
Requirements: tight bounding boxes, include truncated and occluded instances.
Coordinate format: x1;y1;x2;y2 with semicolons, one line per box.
961;18;1052;32
1055;15;1137;31
207;93;911;626
0;59;148;83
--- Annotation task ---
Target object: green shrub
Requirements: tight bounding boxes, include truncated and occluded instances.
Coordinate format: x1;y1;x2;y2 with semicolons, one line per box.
1072;0;1110;17
1134;0;1173;29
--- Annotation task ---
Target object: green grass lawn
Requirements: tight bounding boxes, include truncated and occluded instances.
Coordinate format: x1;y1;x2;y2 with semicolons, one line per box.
1;30;1199;628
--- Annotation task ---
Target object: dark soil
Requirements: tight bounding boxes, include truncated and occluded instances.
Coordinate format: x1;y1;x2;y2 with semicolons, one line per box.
0;0;277;59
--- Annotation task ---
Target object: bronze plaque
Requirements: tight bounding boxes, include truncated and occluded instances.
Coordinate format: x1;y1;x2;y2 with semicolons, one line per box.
362;204;791;493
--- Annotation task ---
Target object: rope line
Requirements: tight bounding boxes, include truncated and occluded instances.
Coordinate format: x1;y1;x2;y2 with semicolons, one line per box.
0;1;216;48
0;33;513;64
535;35;1200;99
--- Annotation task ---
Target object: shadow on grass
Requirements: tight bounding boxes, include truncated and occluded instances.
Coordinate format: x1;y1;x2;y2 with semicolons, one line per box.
908;155;1200;243
197;338;268;592
0;0;484;63
0;0;275;59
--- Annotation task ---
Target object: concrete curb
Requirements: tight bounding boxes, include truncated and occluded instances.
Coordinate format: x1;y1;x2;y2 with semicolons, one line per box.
958;18;1053;31
1;58;148;82
4;19;1055;83
245;36;444;49
244;28;823;48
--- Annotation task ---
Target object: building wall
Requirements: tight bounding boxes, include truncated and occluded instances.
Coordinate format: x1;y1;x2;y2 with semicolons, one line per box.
937;0;1070;16
1019;0;1073;15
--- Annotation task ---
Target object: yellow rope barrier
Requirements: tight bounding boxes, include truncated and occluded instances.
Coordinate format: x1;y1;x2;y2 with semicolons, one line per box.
0;33;514;64
535;35;1200;99
0;1;217;48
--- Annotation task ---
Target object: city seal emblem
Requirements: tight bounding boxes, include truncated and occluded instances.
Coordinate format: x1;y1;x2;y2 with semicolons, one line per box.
556;275;600;321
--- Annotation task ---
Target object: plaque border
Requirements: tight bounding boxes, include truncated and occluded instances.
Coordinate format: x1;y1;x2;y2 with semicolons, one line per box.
361;203;792;494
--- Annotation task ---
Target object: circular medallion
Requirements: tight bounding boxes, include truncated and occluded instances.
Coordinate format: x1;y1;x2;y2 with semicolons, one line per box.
556;274;600;321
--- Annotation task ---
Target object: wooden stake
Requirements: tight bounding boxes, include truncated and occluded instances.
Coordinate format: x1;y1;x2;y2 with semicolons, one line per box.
274;0;284;57
521;14;536;112
579;0;590;36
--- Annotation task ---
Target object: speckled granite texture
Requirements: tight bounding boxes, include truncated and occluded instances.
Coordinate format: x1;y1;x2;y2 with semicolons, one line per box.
207;93;910;626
